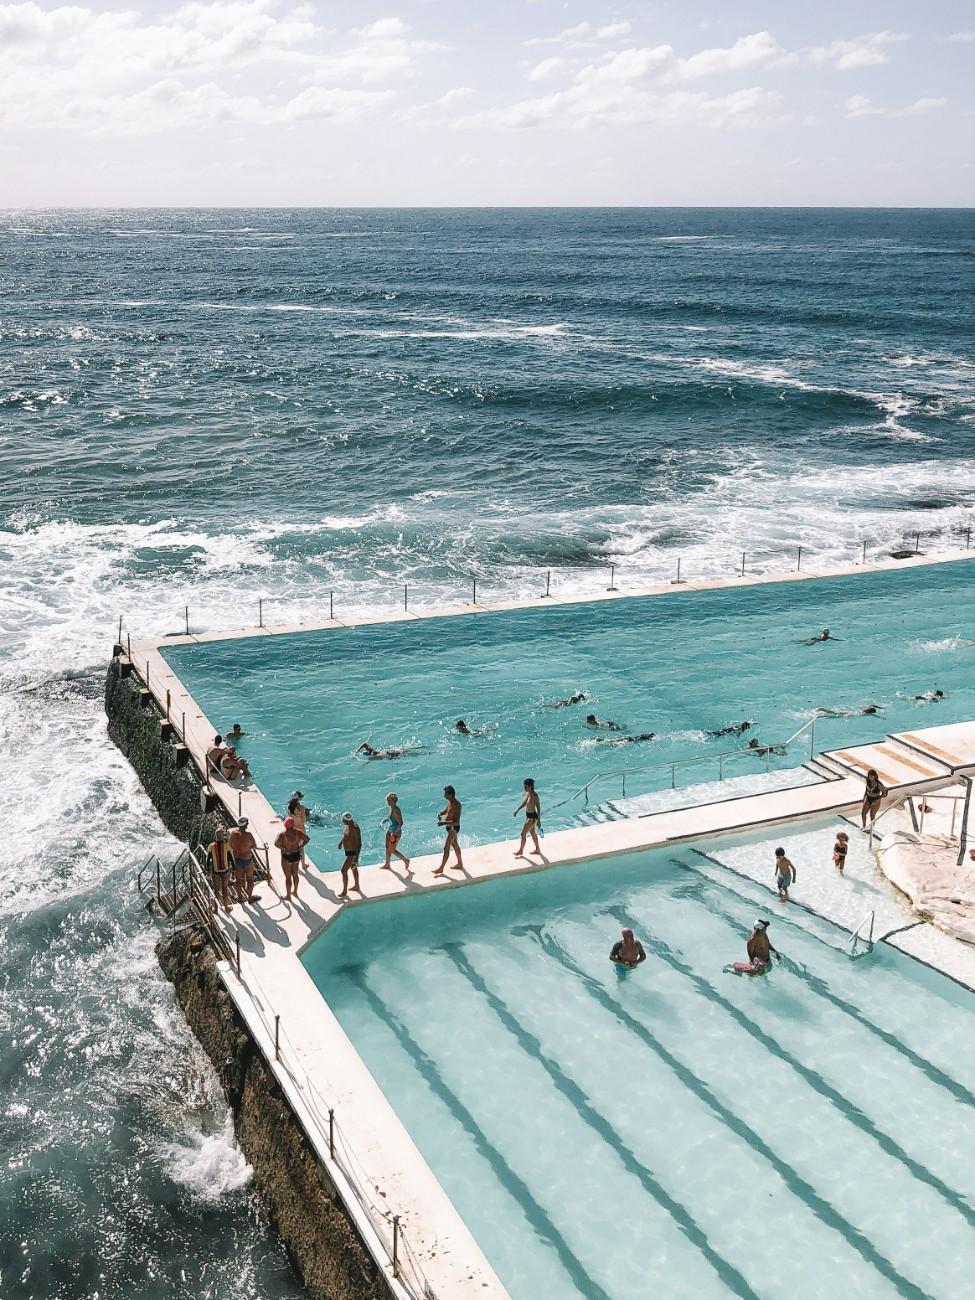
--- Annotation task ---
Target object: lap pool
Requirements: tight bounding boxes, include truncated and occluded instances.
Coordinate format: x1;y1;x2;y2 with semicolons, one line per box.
302;839;975;1300
162;559;975;861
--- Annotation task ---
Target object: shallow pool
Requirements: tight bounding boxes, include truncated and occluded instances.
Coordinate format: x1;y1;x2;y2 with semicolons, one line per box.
163;560;975;860
303;843;975;1300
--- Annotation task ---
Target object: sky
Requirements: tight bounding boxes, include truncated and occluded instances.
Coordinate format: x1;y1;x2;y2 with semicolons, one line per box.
0;0;973;205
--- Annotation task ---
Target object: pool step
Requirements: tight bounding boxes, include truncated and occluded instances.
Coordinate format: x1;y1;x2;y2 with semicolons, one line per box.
823;733;953;792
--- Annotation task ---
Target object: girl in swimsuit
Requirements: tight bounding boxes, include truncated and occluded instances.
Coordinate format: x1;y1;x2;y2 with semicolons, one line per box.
514;777;542;858
434;786;464;876
275;816;309;901
382;793;410;872
833;831;849;872
861;769;886;828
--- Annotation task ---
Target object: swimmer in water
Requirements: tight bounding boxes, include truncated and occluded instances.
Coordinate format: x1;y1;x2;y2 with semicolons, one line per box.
705;721;753;738
455;719;493;737
545;691;587;708
747;738;786;757
610;928;646;968
815;704;885;718
356;742;419;760
585;714;623;731
225;722;246;740
802;628;841;645
598;732;657;746
914;689;946;703
745;919;780;971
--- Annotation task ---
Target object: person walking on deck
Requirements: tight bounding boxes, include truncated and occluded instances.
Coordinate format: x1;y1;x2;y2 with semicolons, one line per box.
861;769;887;828
514;777;542;857
206;825;233;913
229;816;259;905
275;817;309;902
434;786;464;876
381;793;410;872
774;847;796;902
287;791;310;866
338;812;362;899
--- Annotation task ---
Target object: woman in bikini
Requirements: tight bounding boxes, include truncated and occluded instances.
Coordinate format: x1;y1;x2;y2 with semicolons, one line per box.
861;769;887;828
514;777;542;857
381;792;410;872
287;792;309;867
275;816;309;901
434;786;464;876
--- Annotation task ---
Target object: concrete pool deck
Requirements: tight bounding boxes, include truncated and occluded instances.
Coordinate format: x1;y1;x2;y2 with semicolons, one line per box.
119;547;975;1300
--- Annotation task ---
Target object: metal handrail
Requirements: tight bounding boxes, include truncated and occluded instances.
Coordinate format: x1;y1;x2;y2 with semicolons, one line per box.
549;716;819;813
868;789;966;843
849;909;875;956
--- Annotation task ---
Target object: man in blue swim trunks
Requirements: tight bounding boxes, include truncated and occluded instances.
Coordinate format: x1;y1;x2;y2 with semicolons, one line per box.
229;816;260;905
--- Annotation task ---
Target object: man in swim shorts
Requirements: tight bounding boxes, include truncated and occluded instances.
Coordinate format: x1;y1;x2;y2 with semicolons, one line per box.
206;735;226;777
434;786;464;875
774;847;796;901
338;812;362;899
205;824;233;913
275;816;309;902
220;745;251;781
610;928;646;968
229;816;259;905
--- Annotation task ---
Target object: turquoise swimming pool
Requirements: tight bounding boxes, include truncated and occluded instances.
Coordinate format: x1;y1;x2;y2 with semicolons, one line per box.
303;837;975;1300
162;560;975;861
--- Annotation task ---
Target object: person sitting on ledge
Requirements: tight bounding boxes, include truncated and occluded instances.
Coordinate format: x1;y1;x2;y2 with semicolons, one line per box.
206;735;226;775
220;745;251;781
585;714;623;730
610;928;646;968
545;691;587;708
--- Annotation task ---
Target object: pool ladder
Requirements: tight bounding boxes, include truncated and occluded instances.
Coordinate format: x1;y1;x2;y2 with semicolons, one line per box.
848;910;875;959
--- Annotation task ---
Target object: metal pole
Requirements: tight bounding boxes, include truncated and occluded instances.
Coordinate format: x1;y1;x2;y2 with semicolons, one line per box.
956;777;973;866
329;591;334;620
182;709;186;740
166;689;171;721
621;773;626;798
796;546;802;573
328;1108;335;1158
718;753;724;781
274;1015;280;1061
676;557;682;584
235;930;241;977
145;660;150;688
740;552;745;578
810;718;816;759
184;605;189;635
117;615;123;643
861;539;867;565
967;525;972;550
472;576;477;605
608;564;616;592
259;598;263;627
914;531;920;554
392;1216;400;1278
404;583;408;611
127;632;132;659
671;763;676;790
171;858;177;935
544;570;551;598
156;858;161;904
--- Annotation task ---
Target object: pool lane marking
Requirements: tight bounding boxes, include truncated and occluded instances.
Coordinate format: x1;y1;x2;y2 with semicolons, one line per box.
522;926;929;1300
899;733;966;768
874;744;947;778
830;751;900;786
441;945;762;1300
344;969;615;1300
677;851;975;1109
607;903;975;1231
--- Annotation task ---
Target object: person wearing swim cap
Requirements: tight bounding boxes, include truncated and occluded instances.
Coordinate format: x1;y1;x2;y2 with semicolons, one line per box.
205;824;233;913
338;812;362;899
610;927;646;968
229;815;259;905
287;791;310;867
274;815;309;902
746;919;780;971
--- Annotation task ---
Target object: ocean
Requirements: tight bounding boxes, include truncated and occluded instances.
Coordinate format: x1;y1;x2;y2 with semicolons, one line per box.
1;207;974;1299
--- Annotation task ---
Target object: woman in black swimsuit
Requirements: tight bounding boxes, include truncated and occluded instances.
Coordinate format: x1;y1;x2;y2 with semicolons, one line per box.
861;769;887;829
275;816;309;901
434;785;464;876
514;777;542;858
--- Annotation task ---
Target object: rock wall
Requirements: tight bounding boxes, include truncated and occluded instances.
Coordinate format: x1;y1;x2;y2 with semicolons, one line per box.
158;926;395;1300
105;652;226;847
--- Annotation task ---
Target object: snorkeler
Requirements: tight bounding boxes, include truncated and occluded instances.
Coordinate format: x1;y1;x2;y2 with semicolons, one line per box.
598;732;657;746
705;721;753;738
357;741;420;760
545;691;587;708
610;928;646;968
914;689;946;703
802;628;841;645
815;704;885;718
455;719;493;737
585;714;623;731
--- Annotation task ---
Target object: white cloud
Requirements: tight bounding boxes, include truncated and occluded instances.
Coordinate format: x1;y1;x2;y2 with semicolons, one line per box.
397;85;473;125
810;31;908;71
845;93;947;120
462;84;783;131
947;31;975;43
0;0;439;133
528;56;572;82
526;19;631;49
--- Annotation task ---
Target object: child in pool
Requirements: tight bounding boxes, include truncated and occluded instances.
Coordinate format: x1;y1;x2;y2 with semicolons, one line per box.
833;831;849;873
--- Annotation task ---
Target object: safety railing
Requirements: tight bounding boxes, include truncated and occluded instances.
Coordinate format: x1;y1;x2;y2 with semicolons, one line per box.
158;847;436;1299
867;790;966;845
548;716;819;813
114;525;974;642
849;910;875;958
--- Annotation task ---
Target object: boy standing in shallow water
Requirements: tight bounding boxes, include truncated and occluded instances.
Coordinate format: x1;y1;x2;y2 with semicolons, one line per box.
774;847;796;901
833;831;849;873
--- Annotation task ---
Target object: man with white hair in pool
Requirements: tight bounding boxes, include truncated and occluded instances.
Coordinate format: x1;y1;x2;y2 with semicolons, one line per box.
610;928;646;968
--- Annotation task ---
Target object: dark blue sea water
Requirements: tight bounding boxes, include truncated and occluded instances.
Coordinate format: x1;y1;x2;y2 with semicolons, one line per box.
1;208;974;1299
